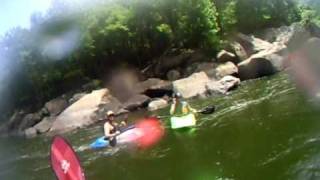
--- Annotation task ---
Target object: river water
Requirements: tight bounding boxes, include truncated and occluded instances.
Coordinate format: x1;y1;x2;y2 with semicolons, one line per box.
1;73;320;180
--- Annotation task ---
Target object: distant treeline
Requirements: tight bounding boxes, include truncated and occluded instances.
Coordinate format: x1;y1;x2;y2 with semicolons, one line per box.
0;0;318;116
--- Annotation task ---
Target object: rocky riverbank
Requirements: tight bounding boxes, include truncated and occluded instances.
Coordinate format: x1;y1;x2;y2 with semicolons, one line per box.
1;22;319;138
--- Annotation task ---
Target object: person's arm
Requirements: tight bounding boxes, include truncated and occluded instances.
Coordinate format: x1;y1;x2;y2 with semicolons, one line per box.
170;101;176;115
187;103;197;113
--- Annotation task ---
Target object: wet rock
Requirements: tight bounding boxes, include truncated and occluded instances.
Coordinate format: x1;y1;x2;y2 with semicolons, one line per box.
217;50;238;63
215;62;238;79
173;72;210;99
123;94;151;111
49;89;116;134
167;70;181;81
148;99;168;111
206;76;240;95
34;117;55;134
45;98;68;116
25;127;37;138
18;113;42;131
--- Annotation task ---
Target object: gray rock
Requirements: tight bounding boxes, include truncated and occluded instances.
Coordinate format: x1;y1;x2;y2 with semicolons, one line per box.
148;99;168;111
206;76;240;95
123;94;151;111
45;98;68;116
69;93;87;104
167;70;181;81
34;117;54;134
25;127;37;138
173;72;210;99
215;62;238;79
18;113;42;131
217;50;238;63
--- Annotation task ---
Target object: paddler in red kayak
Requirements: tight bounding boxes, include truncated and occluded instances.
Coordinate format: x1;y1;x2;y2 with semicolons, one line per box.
170;92;197;116
103;111;127;147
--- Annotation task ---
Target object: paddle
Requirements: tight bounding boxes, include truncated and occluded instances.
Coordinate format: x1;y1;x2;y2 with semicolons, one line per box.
51;136;86;180
197;105;216;114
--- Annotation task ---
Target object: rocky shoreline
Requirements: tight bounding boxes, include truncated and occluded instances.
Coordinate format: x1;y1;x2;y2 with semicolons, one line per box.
1;22;320;138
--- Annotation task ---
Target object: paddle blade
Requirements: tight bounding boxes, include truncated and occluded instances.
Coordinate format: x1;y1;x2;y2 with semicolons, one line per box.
135;117;165;149
199;106;216;114
50;136;85;180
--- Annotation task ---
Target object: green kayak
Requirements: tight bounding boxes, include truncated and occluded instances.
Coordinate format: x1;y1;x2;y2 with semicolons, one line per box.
170;113;196;129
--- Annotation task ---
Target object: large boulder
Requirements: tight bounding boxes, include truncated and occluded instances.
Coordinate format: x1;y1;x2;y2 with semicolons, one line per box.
18;113;42;131
44;97;68;116
206;76;240;95
123;94;151;111
135;78;172;98
217;50;238;63
25;127;37;138
148;99;168;111
173;72;210;99
238;43;288;80
215;62;238;79
34;117;54;134
49;89;118;134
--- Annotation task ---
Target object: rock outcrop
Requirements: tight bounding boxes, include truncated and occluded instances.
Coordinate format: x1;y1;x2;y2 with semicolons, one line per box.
173;72;210;99
49;89;115;134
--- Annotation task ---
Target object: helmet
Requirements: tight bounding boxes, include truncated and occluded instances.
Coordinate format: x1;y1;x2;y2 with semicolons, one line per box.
173;92;182;99
107;110;115;117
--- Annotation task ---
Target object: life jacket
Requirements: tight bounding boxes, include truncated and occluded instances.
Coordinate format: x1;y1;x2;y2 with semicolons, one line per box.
172;101;190;116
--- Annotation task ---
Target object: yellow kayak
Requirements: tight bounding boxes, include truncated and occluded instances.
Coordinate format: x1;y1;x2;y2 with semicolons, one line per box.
170;113;196;129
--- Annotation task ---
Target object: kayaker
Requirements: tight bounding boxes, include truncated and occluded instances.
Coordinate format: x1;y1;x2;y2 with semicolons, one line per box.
170;92;197;116
103;111;122;147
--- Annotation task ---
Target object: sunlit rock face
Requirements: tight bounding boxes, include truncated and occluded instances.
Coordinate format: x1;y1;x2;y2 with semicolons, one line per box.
49;88;121;134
